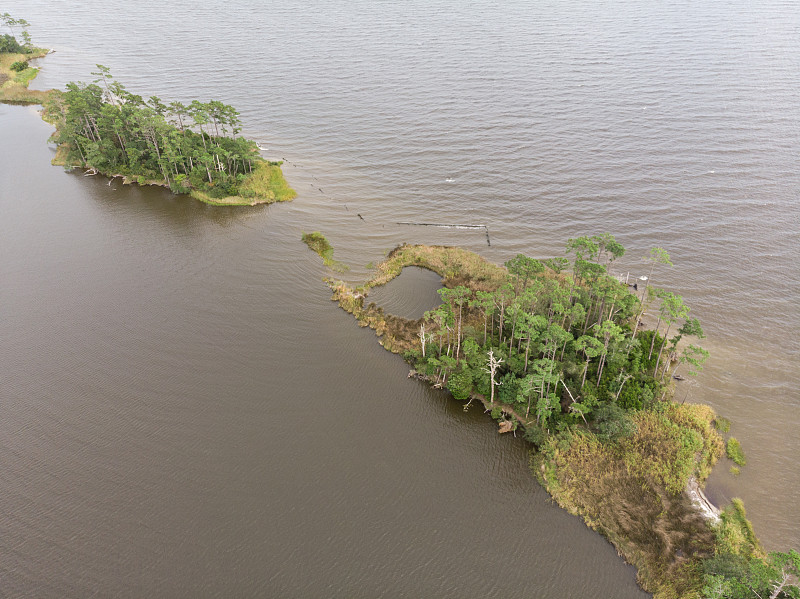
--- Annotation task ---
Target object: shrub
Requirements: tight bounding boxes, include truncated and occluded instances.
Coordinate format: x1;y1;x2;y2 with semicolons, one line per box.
446;369;473;401
496;372;519;404
473;370;491;397
0;34;25;53
594;402;637;441
10;61;28;72
523;425;548;448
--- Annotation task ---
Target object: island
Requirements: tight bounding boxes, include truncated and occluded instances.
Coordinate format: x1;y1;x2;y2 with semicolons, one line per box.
316;238;800;599
0;16;295;206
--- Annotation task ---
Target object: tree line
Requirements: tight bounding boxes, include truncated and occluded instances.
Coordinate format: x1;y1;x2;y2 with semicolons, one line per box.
48;65;265;198
410;234;707;436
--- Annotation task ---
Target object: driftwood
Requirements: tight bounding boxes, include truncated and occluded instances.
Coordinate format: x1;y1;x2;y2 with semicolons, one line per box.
396;222;491;246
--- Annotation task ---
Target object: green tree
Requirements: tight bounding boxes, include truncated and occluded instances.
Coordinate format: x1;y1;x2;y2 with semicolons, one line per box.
447;369;473;401
574;334;604;389
470;290;495;345
439;286;471;364
505;253;544;296
592;233;625;266
632;247;672;341
592;320;624;387
651;292;688;377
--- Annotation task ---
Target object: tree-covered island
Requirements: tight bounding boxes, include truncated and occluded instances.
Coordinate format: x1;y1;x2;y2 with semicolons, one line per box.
1;15;295;206
318;237;799;599
46;66;296;205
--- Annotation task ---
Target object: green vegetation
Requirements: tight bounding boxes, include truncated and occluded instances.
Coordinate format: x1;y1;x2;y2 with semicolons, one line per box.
1;13;33;53
44;66;295;205
302;232;348;271
703;500;799;599
715;417;731;433
2;16;295;205
726;437;746;466
0;14;50;105
326;236;798;598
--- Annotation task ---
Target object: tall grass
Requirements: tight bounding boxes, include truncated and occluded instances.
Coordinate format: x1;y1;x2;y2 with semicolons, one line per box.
302;232;349;271
237;162;297;203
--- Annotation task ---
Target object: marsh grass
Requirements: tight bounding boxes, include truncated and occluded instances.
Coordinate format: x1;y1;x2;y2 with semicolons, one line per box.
726;437;746;466
13;65;38;86
714;417;731;434
365;244;507;292
302;232;349;272
0;49;51;105
236;161;297;204
535;404;724;598
713;498;762;558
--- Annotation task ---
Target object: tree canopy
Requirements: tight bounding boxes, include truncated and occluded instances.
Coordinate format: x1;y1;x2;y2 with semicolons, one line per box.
47;67;270;199
0;13;33;53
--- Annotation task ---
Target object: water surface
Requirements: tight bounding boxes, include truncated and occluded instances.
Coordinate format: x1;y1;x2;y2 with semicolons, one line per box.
2;0;799;594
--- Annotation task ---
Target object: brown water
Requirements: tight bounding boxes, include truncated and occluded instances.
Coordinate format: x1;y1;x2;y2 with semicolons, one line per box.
366;267;444;319
2;0;799;595
1;106;648;597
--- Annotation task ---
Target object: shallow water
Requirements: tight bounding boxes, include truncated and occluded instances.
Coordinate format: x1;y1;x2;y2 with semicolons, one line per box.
2;0;799;594
366;266;444;320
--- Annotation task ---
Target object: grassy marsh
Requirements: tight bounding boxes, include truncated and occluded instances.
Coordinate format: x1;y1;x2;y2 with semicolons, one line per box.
0;48;51;105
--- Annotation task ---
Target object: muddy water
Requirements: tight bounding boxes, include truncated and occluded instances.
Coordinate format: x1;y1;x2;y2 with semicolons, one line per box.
366;266;444;320
1;106;647;596
2;0;799;594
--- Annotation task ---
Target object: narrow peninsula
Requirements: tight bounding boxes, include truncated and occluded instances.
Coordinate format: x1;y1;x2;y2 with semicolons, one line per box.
317;238;800;599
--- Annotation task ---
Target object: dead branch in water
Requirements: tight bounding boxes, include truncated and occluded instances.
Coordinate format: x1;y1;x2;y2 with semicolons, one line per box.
396;222;491;246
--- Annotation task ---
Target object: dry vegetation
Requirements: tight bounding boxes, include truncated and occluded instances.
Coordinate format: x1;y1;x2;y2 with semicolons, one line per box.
326;244;508;354
535;403;724;598
0;49;52;105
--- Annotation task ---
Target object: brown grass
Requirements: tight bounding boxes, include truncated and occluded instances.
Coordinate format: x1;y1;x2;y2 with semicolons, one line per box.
365;244;507;292
0;49;53;106
535;405;724;599
327;244;509;356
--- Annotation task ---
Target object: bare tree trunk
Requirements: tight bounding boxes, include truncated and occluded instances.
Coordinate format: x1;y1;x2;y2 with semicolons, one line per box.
455;304;462;365
614;373;633;402
653;323;673;377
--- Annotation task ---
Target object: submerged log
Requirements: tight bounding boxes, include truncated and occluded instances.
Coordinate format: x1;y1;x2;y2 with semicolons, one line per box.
396;222;491;246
